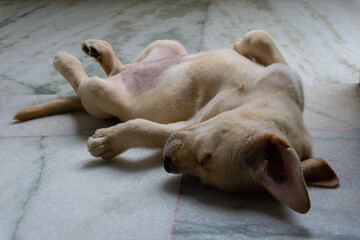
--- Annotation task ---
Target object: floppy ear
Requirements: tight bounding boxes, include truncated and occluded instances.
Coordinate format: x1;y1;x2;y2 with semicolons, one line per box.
246;133;310;214
301;158;339;188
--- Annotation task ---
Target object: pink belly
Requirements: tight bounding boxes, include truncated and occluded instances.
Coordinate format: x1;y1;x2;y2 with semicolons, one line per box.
115;55;185;94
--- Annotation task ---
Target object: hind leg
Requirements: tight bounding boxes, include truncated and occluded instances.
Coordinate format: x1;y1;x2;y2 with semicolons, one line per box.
82;40;125;76
125;40;188;68
233;30;288;66
53;51;121;118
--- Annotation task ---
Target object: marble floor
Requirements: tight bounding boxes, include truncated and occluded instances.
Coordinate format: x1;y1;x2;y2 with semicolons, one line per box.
0;1;359;239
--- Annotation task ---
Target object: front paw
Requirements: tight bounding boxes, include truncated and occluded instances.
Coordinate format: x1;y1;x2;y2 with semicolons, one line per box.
81;39;112;58
87;127;124;160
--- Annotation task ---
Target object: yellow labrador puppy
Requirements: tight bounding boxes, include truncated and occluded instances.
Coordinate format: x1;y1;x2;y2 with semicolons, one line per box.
15;30;339;213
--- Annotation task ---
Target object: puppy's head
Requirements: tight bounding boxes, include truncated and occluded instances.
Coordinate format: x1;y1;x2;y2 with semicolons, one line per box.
163;115;311;214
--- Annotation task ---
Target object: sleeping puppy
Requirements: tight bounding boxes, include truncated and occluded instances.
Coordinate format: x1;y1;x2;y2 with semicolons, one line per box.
14;30;339;213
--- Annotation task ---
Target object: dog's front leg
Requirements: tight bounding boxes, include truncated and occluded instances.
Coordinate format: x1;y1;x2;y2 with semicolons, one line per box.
87;119;191;160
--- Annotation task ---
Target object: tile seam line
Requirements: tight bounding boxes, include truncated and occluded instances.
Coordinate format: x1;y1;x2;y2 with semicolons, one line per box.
1;128;360;138
199;0;211;52
170;175;182;240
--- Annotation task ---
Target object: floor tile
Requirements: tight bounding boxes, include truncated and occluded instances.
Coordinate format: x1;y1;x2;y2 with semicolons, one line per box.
304;84;360;129
0;137;44;240
0;136;181;240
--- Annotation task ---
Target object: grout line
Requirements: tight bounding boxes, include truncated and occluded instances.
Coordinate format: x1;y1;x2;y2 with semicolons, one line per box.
198;0;211;52
170;175;182;240
1;128;359;139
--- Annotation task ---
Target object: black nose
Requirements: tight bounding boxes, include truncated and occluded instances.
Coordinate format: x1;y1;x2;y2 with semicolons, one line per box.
163;155;172;172
164;155;172;164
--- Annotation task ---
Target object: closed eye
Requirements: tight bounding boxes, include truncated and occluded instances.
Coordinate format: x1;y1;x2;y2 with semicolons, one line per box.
200;154;212;167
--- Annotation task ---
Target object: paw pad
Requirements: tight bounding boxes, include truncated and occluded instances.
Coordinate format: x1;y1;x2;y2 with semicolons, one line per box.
90;47;100;57
82;44;89;53
82;42;101;58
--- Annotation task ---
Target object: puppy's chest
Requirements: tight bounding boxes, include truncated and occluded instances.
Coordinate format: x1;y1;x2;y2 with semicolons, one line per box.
117;55;184;94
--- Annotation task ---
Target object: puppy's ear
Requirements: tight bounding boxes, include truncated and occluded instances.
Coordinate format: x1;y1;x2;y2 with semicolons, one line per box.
301;158;339;188
246;133;310;213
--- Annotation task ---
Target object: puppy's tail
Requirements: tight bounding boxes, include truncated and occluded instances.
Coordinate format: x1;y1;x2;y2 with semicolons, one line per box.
14;95;82;122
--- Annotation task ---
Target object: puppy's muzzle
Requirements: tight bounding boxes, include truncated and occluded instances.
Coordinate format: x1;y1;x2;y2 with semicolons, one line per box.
163;132;185;173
